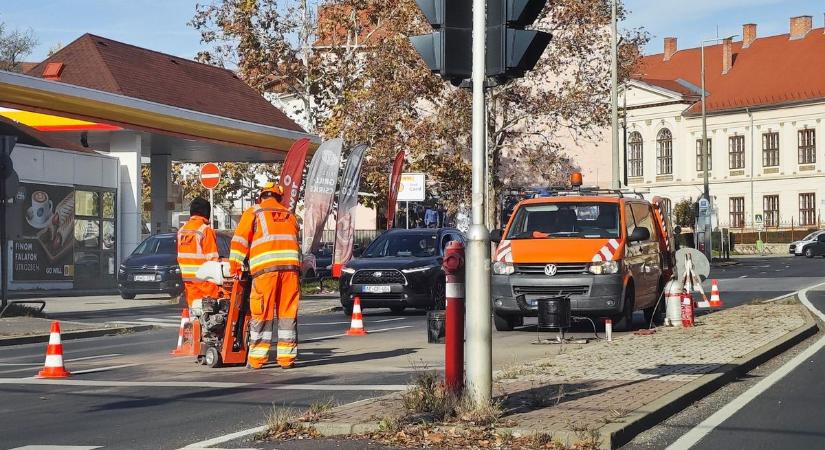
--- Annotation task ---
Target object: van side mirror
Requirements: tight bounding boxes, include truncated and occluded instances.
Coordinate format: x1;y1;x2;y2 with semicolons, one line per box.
490;229;503;243
629;227;650;242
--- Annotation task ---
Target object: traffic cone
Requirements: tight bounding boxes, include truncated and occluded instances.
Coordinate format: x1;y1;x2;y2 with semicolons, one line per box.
709;279;723;308
171;308;195;356
37;321;71;378
346;297;368;336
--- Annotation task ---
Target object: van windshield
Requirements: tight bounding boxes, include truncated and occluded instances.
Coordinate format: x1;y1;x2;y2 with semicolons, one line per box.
506;203;620;239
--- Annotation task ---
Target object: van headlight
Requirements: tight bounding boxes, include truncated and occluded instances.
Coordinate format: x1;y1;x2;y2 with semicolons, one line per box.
341;267;356;275
492;261;514;275
588;260;619;275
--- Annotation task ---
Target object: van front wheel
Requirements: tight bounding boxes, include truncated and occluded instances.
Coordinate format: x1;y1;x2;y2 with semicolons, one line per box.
612;286;635;332
494;312;523;331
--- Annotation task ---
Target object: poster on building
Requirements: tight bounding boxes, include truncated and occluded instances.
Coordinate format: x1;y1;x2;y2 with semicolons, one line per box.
13;183;75;281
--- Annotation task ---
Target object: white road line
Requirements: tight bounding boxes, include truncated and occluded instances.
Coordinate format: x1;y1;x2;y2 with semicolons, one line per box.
178;396;379;449
138;317;182;323
70;363;140;375
0;354;125;374
739;275;748;278
303;325;413;342
0;378;408;391
303;317;406;326
766;280;825;302
111;320;179;328
666;283;825;450
9;446;102;450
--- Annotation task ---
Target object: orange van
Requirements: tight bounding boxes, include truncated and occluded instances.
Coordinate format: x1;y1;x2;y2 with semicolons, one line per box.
490;182;673;331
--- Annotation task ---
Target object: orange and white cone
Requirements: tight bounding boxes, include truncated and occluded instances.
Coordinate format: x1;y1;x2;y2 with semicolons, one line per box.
170;308;195;356
709;279;723;308
37;321;70;378
346;296;368;336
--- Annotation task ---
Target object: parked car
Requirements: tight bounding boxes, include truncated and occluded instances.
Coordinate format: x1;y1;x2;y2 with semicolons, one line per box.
117;232;230;299
802;233;825;258
789;230;825;256
338;228;465;315
313;243;333;278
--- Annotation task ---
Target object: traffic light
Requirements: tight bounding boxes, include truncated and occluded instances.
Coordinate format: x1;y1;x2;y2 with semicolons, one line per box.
411;0;551;85
410;0;473;85
487;0;551;80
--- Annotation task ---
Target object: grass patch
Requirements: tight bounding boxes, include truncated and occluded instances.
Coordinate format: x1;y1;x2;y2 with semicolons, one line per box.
255;405;318;441
401;371;503;426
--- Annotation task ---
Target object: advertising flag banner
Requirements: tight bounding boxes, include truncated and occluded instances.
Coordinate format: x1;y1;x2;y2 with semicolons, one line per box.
386;151;405;229
279;138;311;212
332;144;368;277
301;138;343;257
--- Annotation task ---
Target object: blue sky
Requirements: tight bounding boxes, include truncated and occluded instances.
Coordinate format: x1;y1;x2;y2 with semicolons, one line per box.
2;0;823;61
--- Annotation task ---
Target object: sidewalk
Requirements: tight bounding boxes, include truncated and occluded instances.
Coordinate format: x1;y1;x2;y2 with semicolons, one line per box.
301;301;814;449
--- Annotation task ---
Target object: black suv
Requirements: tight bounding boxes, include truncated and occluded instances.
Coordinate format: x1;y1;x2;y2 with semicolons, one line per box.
117;233;230;299
338;228;464;314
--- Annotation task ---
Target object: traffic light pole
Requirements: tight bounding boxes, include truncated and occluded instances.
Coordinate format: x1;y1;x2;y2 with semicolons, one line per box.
465;0;492;407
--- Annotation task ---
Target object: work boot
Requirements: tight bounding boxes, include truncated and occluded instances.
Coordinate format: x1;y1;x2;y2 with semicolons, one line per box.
279;363;294;370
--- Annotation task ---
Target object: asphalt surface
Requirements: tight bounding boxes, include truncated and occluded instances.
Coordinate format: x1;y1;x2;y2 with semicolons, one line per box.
685;288;825;450
3;255;822;450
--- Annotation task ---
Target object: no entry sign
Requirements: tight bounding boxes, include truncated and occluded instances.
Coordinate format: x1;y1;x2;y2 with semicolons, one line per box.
200;163;220;190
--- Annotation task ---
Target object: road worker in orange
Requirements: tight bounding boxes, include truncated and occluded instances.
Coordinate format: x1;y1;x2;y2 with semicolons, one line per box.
230;182;301;369
177;197;220;310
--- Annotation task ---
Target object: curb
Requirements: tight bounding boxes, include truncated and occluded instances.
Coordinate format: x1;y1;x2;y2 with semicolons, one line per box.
601;304;819;450
0;324;158;347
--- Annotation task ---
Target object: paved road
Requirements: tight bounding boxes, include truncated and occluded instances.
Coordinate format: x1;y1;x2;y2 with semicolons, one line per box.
3;256;820;449
673;287;825;450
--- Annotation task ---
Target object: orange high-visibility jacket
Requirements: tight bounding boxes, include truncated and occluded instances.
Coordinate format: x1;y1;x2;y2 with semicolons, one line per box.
177;216;220;282
230;197;300;277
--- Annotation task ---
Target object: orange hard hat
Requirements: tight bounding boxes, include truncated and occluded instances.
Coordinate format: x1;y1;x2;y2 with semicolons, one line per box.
260;181;284;196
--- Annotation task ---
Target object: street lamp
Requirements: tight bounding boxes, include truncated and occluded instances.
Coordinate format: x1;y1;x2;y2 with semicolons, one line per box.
610;0;620;189
699;35;736;261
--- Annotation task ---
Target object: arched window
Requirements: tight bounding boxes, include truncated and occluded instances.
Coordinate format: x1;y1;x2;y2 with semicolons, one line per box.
656;129;673;175
628;131;643;177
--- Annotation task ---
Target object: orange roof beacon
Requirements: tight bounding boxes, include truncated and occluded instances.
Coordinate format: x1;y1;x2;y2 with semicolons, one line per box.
489;173;674;332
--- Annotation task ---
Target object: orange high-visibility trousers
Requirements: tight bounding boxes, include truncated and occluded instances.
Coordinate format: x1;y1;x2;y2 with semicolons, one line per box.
247;271;301;369
183;281;220;308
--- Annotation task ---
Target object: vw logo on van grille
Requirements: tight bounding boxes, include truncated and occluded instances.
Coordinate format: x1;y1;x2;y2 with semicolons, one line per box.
373;271;383;278
544;264;558;277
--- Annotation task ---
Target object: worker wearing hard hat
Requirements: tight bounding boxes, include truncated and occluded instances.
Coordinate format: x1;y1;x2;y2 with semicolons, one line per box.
177;197;221;311
229;182;301;369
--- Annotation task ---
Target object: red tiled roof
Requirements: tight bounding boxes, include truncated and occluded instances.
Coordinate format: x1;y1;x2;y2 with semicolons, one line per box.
638;78;700;98
636;28;825;114
25;34;304;132
0;115;95;154
19;62;38;73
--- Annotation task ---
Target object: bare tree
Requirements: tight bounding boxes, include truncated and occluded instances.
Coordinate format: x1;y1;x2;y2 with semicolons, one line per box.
0;22;37;72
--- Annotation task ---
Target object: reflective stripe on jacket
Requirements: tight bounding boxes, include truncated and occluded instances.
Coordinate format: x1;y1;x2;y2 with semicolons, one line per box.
230;198;300;277
177;216;219;282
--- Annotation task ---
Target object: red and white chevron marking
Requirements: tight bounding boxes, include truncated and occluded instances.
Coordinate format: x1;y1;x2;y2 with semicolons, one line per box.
591;239;621;262
496;240;513;263
654;203;669;250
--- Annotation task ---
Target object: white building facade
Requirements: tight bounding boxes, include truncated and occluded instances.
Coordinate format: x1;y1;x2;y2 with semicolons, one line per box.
621;16;825;230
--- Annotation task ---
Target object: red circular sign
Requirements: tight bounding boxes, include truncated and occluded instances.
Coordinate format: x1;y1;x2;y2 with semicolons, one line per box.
200;163;221;190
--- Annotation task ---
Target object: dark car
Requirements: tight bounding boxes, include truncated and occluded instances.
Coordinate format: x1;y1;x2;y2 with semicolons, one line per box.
117;232;230;299
313;243;333;278
804;233;825;258
339;228;464;315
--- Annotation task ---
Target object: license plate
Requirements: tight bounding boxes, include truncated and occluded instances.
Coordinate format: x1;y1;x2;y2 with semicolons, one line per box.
134;274;155;282
528;299;538;307
362;285;391;294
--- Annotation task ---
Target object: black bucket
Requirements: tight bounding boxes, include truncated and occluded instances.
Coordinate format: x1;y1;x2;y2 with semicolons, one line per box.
427;310;446;344
537;297;571;329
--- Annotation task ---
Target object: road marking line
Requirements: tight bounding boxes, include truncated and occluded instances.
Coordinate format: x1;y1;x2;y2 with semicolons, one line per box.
178;396;380;449
0;354;127;375
303;317;406;326
666;283;825;450
70;363;139;375
111;320;179;328
303;325;413;342
0;378;408;391
138;317;182;323
765;280;825;302
739;275;747;278
9;446;102;450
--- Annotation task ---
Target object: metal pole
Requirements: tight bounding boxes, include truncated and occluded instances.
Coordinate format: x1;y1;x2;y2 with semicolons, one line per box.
209;188;214;229
610;0;620;189
406;201;409;229
748;109;754;228
701;42;709;200
466;0;492;407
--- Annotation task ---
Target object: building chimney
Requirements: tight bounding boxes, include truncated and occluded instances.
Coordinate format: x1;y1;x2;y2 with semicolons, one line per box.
790;15;812;40
663;37;677;61
722;37;733;75
743;23;757;48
